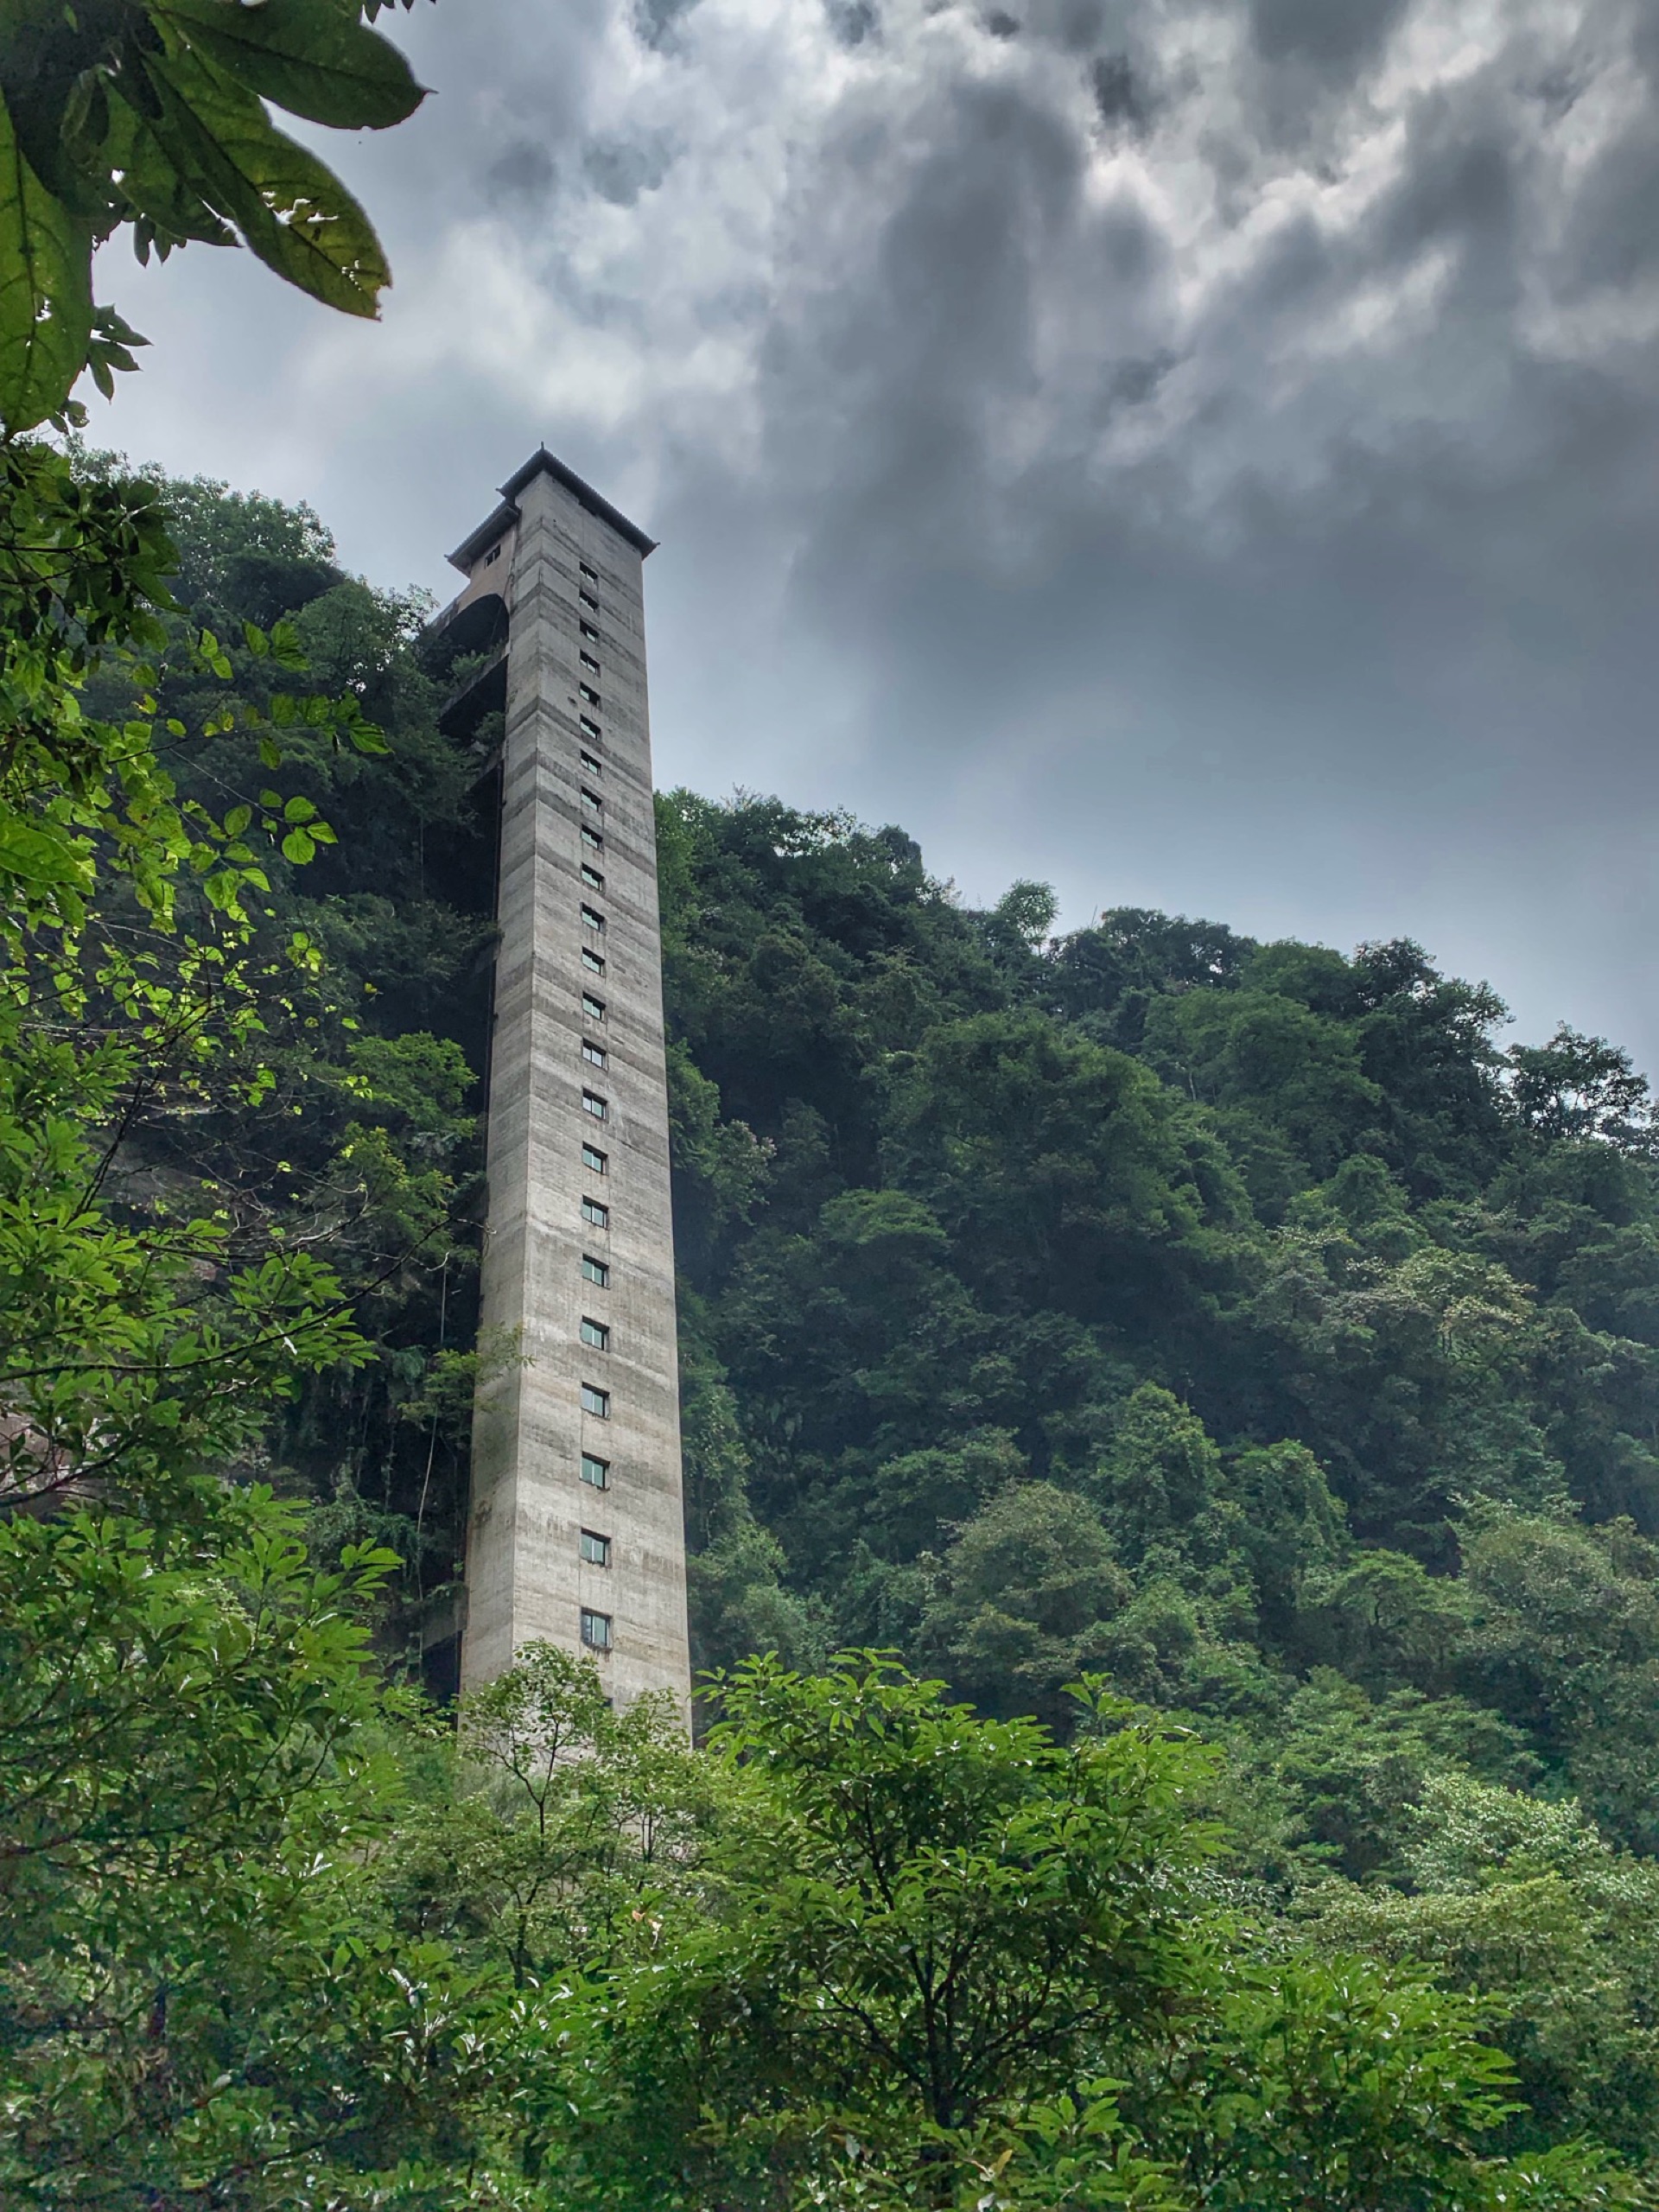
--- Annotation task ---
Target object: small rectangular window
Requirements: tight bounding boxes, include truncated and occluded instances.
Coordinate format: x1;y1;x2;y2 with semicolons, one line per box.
582;825;604;852
582;904;606;933
581;1451;609;1488
582;1090;607;1121
579;589;599;610
582;1039;607;1068
581;1382;610;1418
484;542;502;567
581;947;605;976
580;561;598;581
582;1196;609;1227
581;650;601;672
581;1528;611;1565
582;992;607;1022
581;1316;610;1350
582;1143;607;1175
580;620;601;641
580;684;601;706
581;1606;613;1649
580;787;603;816
580;747;602;772
581;862;604;890
582;1253;610;1287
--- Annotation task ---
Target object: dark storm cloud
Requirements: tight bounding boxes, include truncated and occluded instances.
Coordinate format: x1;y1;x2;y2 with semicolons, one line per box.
1248;0;1411;74
99;0;1659;1065
485;142;557;202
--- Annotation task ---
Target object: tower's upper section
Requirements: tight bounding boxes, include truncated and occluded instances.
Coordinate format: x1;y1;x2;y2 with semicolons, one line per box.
432;448;656;733
450;448;656;570
447;448;654;597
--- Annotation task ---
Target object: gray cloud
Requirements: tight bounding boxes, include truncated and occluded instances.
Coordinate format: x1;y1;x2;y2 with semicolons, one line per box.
95;0;1659;1065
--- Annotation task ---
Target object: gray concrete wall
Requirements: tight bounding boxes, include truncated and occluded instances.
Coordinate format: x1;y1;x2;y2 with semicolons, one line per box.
460;458;690;1719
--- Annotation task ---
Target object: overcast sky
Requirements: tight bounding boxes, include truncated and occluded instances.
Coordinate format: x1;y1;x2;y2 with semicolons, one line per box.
97;0;1659;1065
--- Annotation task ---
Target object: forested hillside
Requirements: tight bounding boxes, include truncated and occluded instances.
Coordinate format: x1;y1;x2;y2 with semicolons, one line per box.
15;460;1659;2199
154;461;1659;1865
660;798;1659;1832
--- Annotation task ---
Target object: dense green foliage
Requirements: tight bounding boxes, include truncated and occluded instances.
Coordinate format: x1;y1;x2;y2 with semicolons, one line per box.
17;1622;1631;2209
641;794;1659;2181
6;430;1659;2201
27;454;495;1652
657;804;1659;1765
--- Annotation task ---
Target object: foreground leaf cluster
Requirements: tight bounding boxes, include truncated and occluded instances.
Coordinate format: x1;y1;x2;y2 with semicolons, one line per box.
0;0;429;433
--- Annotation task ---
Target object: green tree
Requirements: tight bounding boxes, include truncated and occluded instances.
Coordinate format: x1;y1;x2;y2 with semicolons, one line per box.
1459;1510;1659;1853
525;1657;1628;2212
1135;1954;1625;2212
547;1655;1223;2208
0;1495;416;2202
919;1482;1134;1726
380;1641;718;1988
1308;1773;1659;2165
1141;981;1383;1182
1507;1029;1657;1154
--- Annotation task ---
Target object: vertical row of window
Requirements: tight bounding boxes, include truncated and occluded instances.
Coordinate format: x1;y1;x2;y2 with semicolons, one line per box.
580;1128;613;1656
577;560;614;1655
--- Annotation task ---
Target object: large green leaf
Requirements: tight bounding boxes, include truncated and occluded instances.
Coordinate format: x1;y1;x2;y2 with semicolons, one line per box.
143;48;391;318
0;816;93;899
103;89;238;251
152;0;427;131
0;90;92;431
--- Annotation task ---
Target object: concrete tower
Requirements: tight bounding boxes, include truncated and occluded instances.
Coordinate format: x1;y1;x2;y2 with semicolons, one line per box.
439;450;690;1715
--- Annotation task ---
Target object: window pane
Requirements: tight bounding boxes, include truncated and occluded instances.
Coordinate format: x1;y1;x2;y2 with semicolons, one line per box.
580;1529;610;1564
582;906;605;932
582;1040;607;1067
581;1317;609;1350
582;992;606;1020
582;1254;609;1286
582;948;605;974
581;787;603;815
581;1382;610;1417
580;1607;612;1649
582;1091;607;1119
582;826;603;850
582;1143;607;1173
581;864;604;890
581;1452;609;1487
581;650;600;671
581;1198;608;1227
